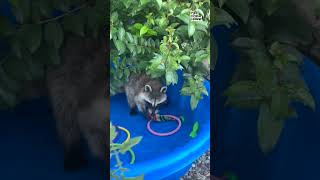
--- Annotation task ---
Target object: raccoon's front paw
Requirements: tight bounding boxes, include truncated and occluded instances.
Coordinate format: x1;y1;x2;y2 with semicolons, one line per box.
142;111;151;120
129;108;137;115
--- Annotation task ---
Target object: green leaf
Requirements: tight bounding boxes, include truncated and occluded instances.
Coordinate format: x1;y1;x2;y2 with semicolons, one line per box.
224;81;258;97
190;95;199;110
146;29;157;36
212;7;237;28
177;13;189;24
20;24;42;53
195;53;209;63
249;50;276;95
231;38;264;49
291;87;316;111
165;71;178;85
196;9;205;17
126;32;134;43
119;137;142;154
114;40;126;54
202;88;209;96
188;22;195;37
11;37;22;59
133;23;143;30
258;103;284;154
248;16;264;39
271;89;289;120
180;55;191;65
180;87;190;96
156;0;162;8
118;27;125;41
140;25;149;36
140;0;150;5
225;0;250;23
44;22;64;50
110;123;117;142
224;80;263;109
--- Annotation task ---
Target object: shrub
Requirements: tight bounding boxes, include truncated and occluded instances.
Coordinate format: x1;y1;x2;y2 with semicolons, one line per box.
110;0;210;110
213;0;318;153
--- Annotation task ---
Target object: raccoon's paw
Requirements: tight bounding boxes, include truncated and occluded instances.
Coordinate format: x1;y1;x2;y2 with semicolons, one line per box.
129;108;137;115
64;149;88;171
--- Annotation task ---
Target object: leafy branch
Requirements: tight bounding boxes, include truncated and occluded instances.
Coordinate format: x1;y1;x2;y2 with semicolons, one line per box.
0;0;106;109
110;123;144;180
111;0;212;110
214;0;317;153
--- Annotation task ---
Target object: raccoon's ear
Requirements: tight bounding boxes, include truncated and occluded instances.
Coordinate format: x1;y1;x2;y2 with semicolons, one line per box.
160;86;167;93
144;84;152;92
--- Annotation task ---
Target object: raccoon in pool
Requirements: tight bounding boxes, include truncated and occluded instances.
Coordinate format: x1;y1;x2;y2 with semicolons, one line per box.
23;33;108;171
124;73;168;118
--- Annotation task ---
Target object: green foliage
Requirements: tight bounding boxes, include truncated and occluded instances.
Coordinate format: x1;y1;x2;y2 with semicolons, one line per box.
217;0;317;153
110;0;212;110
0;0;106;109
110;123;144;180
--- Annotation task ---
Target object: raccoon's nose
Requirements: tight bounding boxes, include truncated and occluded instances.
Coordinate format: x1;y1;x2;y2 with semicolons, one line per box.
151;108;156;115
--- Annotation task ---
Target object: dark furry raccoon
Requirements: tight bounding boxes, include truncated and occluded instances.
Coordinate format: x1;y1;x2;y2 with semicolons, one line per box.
124;73;167;118
25;34;108;170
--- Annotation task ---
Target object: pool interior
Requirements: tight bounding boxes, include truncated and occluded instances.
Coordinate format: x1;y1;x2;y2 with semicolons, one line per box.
0;98;106;180
110;81;210;170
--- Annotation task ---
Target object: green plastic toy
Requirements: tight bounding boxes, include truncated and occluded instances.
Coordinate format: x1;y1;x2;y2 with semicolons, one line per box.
189;121;199;138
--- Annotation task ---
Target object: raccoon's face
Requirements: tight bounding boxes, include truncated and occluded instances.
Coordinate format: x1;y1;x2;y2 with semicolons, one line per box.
141;84;167;115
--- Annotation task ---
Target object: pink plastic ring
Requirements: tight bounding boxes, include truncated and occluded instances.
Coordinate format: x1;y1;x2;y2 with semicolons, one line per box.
147;115;181;136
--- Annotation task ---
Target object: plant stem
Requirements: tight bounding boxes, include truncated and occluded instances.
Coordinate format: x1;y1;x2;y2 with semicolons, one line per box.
37;2;89;25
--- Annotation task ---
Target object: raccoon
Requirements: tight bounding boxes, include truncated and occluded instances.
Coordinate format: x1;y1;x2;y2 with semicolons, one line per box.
124;73;168;118
46;34;108;170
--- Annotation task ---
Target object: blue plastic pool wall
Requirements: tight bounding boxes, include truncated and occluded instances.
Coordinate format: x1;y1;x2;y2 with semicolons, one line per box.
110;71;210;179
0;2;106;180
213;26;320;180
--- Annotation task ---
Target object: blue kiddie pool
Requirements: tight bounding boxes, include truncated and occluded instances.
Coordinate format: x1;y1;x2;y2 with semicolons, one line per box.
110;72;210;180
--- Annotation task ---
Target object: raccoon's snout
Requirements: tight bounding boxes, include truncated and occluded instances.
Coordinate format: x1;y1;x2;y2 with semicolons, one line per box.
148;107;158;115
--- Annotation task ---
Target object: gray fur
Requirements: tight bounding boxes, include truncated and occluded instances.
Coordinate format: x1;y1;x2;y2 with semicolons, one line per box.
124;73;167;117
46;34;108;167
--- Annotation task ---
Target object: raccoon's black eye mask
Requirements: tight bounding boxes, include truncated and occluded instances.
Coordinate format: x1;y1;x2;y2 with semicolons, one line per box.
144;100;167;109
144;100;153;108
157;100;167;107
